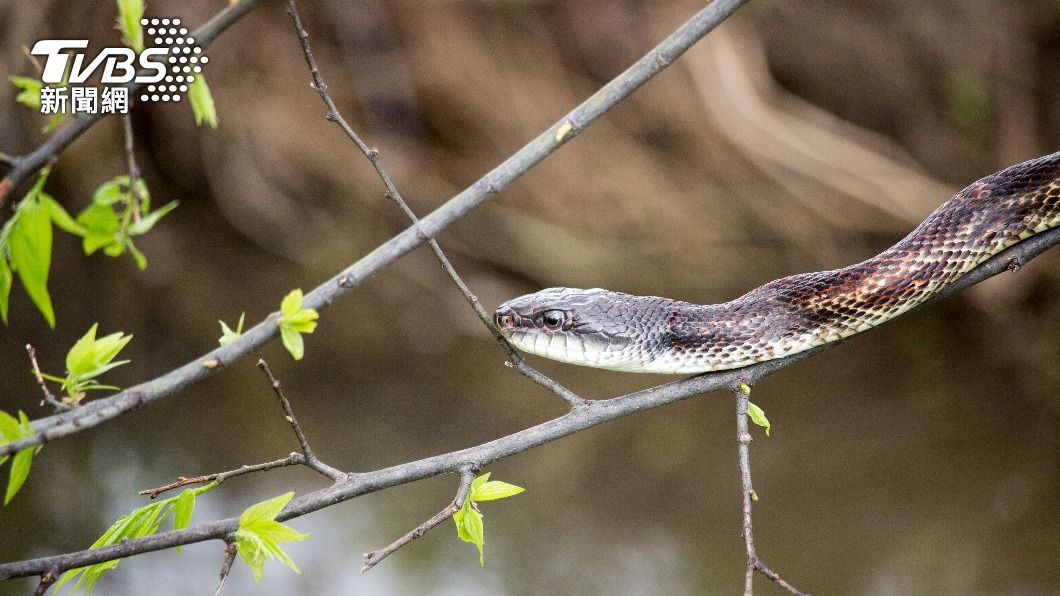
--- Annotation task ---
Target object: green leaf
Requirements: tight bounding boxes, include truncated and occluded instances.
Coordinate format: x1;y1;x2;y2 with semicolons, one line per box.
747;401;771;436
453;497;486;566
278;290;318;360
472;480;524;502
235;492;308;583
173;488;195;555
128;200;178;236
0;411;21;441
463;504;485;566
218;312;245;346
0;258;11;325
9;198;55;327
5;449;32;505
116;0;145;52
66;323;100;376
125;238;147;270
188;74;218;128
77;203;121;255
280;326;304;361
40;194;85;235
280;289;303;318
239;492;294;527
92;177;129;206
9;75;42;110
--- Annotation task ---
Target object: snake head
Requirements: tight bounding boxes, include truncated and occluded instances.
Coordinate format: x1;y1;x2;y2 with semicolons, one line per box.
495;287;655;371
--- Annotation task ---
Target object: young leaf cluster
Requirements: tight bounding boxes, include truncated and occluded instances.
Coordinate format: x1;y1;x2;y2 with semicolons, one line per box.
0;410;36;505
75;175;178;270
39;323;132;406
278;290;319;360
0;170;72;326
218;312;246;346
452;473;524;566
0;171;176;326
54;483;210;595
234;492;310;583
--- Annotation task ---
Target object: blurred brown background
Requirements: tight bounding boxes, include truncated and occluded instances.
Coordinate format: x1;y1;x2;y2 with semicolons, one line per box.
1;0;1059;594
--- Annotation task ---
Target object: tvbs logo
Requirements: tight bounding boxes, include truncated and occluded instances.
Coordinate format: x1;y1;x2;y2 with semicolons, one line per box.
30;17;207;113
31;40;168;85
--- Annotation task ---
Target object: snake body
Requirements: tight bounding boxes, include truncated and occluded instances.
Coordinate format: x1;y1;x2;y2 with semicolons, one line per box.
494;152;1060;374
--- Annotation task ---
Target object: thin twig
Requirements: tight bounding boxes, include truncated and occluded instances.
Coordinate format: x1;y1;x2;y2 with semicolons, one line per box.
25;344;68;412
256;359;346;480
121;113;143;222
0;152;18;169
734;383;807;596
214;541;237;596
361;466;477;572
285;0;587;410
139;455;303;499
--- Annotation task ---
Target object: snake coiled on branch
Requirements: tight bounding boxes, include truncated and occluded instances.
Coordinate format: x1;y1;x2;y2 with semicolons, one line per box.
495;152;1060;373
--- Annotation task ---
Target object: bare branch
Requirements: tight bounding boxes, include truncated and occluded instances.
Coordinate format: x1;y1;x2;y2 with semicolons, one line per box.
0;0;265;209
141;359;344;498
25;344;68;412
361;466;477;572
138;455;300;500
121;113;143;222
256;359;346;481
734;384;807;596
3;221;1057;580
285;0;587;410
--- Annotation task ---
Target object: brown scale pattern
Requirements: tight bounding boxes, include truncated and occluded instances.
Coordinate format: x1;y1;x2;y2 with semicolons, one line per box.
497;152;1060;373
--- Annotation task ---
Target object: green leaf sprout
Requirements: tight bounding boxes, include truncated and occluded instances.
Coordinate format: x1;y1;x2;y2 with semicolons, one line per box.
234;492;310;583
278;290;319;360
452;472;524;566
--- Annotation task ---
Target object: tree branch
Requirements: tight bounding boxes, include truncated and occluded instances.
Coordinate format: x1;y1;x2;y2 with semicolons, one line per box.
139;358;344;499
734;384;806;596
214;541;237;596
1;223;1057;582
360;466;477;572
285;0;587;410
25;344;67;412
256;359;346;481
121;113;143;222
0;0;265;208
0;0;744;459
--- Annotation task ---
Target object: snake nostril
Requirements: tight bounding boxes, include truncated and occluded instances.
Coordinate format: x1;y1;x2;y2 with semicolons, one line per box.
495;310;516;330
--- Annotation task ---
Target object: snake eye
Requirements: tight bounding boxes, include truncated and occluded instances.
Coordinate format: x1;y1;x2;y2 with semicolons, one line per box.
542;310;564;331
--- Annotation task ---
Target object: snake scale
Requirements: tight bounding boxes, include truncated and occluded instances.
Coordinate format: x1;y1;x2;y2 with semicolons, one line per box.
494;151;1060;374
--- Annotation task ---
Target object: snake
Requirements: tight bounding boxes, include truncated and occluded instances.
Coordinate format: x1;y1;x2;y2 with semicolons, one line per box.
494;151;1060;374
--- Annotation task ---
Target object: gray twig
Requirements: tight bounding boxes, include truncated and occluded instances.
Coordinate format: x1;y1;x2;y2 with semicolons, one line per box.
734;383;807;596
138;456;301;499
214;541;237;596
285;0;587;410
121;113;143;222
25;344;68;412
139;359;345;499
256;359;346;480
361;466;477;572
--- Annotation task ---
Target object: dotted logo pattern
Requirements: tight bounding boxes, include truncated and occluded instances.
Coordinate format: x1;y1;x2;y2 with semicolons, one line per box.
137;18;209;103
